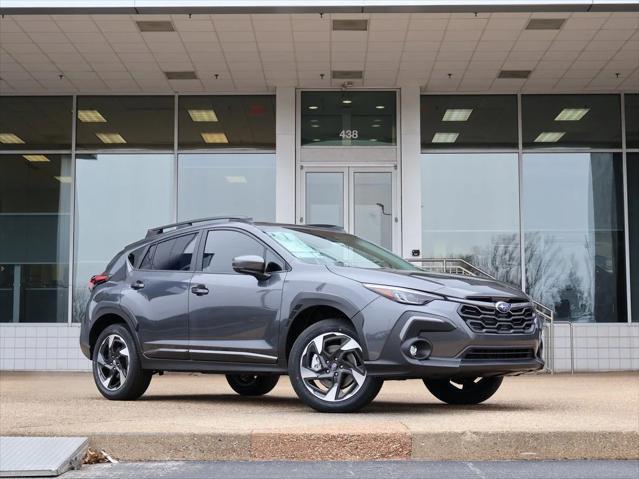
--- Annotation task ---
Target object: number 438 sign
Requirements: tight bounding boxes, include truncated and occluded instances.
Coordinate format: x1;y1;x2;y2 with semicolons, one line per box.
339;129;359;139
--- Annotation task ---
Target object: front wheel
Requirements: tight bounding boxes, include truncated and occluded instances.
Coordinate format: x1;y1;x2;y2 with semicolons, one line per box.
288;319;383;413
423;376;503;405
226;374;280;396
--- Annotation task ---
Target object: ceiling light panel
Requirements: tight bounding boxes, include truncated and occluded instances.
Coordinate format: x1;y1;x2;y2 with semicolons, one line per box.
188;109;218;122
78;110;106;123
165;71;198;80
201;132;229;144
555;108;590;121
432;133;459;143
332;70;363;80
136;21;175;32
442;109;473;122
55;176;72;183
23;155;50;162
498;70;531;79
96;133;126;144
0;133;25;144
526;19;566;30
332;20;368;31
534;132;565;143
225;176;247;183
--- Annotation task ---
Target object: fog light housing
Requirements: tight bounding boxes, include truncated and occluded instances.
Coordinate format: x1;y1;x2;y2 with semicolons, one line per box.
404;339;432;360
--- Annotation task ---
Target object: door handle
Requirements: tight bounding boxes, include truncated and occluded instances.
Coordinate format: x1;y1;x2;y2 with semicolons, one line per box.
191;284;209;296
131;280;145;290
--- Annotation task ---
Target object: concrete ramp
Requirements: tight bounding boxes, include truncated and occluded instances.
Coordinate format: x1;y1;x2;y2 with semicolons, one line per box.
0;437;88;477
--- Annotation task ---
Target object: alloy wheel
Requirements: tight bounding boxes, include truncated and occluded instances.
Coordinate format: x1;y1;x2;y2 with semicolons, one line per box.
96;334;130;391
299;331;367;402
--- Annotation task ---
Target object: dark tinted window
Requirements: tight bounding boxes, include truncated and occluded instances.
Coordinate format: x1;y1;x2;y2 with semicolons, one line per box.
202;230;265;273
301;91;396;146
522;94;621;149
140;245;156;270
0;96;72;150
625;94;639;149
628;154;639;322
76;96;174;150
178;96;275;149
421;95;518;149
143;234;197;271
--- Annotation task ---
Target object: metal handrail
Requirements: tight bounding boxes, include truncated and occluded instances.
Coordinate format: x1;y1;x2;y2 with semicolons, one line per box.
407;257;558;373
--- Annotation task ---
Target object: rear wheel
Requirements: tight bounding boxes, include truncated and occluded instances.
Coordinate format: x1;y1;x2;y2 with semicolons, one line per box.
423;376;503;405
288;319;383;413
92;323;151;400
226;374;280;396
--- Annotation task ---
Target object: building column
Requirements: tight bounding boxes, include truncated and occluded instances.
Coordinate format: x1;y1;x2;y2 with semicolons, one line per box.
400;86;422;259
275;87;296;224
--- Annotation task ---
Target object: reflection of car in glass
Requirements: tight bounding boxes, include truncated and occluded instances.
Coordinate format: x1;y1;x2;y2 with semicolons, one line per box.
80;217;544;413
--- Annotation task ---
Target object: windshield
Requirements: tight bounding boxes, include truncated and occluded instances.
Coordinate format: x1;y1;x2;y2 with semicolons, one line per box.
262;226;419;270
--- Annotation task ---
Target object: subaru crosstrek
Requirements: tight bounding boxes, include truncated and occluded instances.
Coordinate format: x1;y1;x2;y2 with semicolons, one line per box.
80;216;544;413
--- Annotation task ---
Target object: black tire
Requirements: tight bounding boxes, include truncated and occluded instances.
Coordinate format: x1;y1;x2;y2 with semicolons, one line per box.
226;374;280;396
92;323;152;401
423;376;503;405
288;319;383;413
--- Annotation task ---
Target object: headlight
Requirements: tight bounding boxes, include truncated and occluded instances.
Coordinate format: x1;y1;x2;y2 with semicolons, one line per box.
363;284;444;305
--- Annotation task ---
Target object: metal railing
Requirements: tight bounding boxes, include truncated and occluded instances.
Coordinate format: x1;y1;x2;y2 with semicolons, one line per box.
406;257;559;373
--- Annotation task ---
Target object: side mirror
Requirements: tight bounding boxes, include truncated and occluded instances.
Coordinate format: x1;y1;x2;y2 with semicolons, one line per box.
232;255;269;279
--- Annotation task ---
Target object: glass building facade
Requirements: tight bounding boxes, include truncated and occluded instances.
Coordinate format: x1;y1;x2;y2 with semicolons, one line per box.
0;92;637;328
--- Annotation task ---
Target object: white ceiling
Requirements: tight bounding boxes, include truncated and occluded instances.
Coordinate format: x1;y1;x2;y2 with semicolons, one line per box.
0;11;638;93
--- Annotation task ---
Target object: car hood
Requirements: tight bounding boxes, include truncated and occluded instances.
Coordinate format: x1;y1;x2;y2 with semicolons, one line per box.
327;266;527;301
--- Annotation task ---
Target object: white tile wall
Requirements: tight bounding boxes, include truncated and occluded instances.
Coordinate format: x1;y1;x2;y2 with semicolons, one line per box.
0;323;637;372
0;324;91;371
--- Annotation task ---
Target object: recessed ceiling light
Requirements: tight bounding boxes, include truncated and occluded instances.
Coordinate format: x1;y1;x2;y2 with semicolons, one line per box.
225;176;246;184
526;18;566;30
165;71;198;80
188;109;218;122
78;110;106;123
312;138;321;142
332;70;363;80
372;124;381;128
432;132;459;143
442;109;473;122
54;176;72;183
96;133;126;144
375;105;385;110
23;154;50;162
370;139;378;142
201;132;229;144
308;105;319;110
555;108;590;121
136;21;175;32
342;99;352;104
0;133;25;144
332;19;368;31
310;119;319;123
498;70;531;79
311;124;320;128
534;132;565;143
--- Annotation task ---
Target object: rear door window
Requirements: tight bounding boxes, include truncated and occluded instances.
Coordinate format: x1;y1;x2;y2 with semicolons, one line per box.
141;234;197;271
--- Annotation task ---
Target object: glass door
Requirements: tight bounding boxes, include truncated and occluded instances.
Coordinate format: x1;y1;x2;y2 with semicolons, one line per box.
301;166;397;252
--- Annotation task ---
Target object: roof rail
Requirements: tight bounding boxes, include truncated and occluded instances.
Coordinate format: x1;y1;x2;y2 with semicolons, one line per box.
306;224;345;231
145;216;253;238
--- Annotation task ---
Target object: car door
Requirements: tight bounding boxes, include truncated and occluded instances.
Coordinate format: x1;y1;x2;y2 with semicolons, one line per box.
188;228;286;363
119;232;199;360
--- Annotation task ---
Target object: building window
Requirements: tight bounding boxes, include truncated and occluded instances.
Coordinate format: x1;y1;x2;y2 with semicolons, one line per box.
522;94;622;149
420;153;521;285
522;153;627;322
300;91;396;146
0;154;71;322
76;96;174;150
73;154;175;322
625;94;639;150
0;96;72;151
421;95;518;149
178;96;275;149
177;154;276;222
628;153;639;322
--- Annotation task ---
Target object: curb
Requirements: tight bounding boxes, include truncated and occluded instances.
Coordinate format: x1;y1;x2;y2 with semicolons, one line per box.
83;430;639;462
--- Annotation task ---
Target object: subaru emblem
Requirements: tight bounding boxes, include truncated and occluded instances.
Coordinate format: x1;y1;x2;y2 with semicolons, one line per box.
495;301;511;313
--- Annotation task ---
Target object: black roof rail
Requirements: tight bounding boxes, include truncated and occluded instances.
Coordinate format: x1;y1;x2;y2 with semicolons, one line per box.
145;216;253;238
305;224;345;231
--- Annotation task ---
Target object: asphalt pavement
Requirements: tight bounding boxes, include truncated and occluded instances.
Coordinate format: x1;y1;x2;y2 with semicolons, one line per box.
61;460;639;479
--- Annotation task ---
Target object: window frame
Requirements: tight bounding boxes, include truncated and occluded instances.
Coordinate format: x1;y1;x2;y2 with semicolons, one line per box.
195;227;289;275
136;231;201;273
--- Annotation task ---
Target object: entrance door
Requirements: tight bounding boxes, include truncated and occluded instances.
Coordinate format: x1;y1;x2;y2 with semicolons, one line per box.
301;166;397;251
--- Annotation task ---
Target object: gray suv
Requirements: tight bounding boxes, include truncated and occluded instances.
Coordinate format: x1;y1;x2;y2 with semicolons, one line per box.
80;216;543;413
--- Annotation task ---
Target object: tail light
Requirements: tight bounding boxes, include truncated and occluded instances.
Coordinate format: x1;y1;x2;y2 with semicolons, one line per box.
88;273;110;291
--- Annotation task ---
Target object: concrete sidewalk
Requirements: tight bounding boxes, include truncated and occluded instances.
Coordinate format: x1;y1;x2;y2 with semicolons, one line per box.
1;372;637;461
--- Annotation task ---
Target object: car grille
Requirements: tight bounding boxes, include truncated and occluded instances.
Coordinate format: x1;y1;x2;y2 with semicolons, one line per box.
463;348;535;361
458;301;535;334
